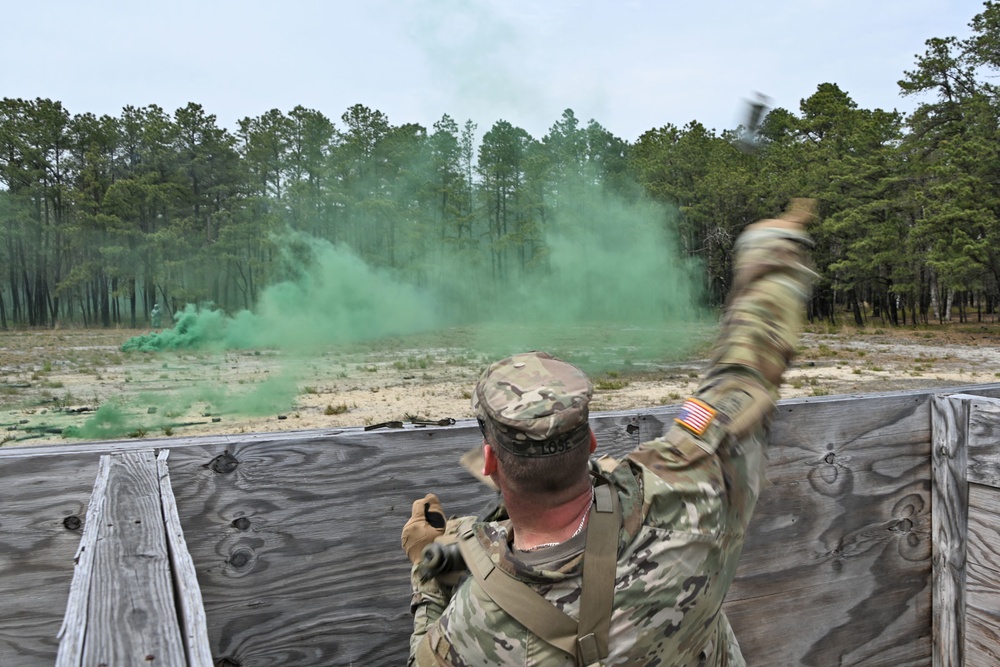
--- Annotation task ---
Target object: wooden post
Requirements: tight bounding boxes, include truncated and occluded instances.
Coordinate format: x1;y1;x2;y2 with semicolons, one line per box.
932;395;971;667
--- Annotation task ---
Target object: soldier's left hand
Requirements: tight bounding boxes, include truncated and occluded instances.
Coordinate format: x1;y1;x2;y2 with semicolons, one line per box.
401;493;447;564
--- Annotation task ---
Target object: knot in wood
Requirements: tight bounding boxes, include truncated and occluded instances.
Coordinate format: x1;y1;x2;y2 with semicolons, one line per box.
228;546;255;572
63;515;82;531
207;450;239;474
888;518;913;533
231;517;251;531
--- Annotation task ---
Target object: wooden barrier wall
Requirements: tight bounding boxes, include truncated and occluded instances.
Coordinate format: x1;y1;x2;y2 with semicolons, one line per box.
3;383;1000;666
932;394;1000;667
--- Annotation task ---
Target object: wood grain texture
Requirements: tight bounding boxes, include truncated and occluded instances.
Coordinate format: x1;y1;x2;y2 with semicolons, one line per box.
55;456;109;667
0;453;100;666
962;398;1000;666
4;384;1000;666
158;449;214;667
965;482;1000;667
931;394;970;667
82;450;186;666
965;559;1000;667
967;397;1000;488
967;483;1000;573
725;391;950;667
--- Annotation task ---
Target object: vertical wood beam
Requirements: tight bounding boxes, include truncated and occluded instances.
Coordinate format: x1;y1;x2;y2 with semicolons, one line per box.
157;450;213;667
932;395;971;667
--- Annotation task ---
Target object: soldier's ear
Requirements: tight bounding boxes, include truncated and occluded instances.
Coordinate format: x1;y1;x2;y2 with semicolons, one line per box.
482;443;498;476
589;429;597;454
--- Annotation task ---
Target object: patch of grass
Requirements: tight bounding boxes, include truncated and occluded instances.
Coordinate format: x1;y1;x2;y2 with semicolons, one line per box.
325;403;349;415
811;388;830;397
461;390;472;400
852;368;862;375
301;386;319;395
596;379;629;391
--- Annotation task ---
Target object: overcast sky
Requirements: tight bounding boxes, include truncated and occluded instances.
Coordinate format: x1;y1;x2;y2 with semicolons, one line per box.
3;0;988;142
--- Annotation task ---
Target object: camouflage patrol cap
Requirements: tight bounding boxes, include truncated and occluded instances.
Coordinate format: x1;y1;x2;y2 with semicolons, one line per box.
472;351;593;457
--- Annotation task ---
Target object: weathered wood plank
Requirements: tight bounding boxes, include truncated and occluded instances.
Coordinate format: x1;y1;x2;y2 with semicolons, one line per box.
166;433;484;666
0;453;99;666
966;561;1000;667
724;391;940;666
55;456;110;667
966;482;1000;667
967;397;1000;488
967;483;1000;574
82;450;186;666
724;590;931;667
931;394;973;667
157;449;213;667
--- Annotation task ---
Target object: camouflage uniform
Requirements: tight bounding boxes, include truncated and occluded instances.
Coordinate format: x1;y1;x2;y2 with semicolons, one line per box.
408;203;816;666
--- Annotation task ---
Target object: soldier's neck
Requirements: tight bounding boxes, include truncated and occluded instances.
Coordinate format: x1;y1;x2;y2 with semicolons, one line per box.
505;485;594;552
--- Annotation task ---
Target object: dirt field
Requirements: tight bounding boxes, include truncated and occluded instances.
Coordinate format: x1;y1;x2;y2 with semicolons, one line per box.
3;322;1000;447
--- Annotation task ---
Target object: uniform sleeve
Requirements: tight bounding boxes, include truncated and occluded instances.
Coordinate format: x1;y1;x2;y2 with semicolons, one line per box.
408;566;452;665
703;201;816;396
407;515;474;665
629;201;815;481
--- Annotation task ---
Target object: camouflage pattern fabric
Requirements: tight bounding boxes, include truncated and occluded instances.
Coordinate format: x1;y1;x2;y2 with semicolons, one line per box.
473;351;594;457
408;202;816;666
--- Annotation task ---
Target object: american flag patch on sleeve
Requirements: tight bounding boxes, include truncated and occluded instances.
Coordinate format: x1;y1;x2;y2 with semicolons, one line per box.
675;398;717;436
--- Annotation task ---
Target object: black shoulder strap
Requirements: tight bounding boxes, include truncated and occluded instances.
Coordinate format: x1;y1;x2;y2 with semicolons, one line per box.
456;479;622;666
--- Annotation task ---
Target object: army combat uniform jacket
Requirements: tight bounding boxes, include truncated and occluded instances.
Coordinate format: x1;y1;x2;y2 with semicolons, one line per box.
409;213;815;666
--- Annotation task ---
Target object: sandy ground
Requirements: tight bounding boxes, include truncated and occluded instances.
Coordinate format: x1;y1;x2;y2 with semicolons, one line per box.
2;323;1000;447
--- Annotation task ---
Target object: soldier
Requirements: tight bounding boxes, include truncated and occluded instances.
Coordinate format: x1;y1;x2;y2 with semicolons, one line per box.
401;199;817;666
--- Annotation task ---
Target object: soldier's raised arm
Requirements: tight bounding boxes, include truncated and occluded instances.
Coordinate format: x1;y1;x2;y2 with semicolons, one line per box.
704;197;816;396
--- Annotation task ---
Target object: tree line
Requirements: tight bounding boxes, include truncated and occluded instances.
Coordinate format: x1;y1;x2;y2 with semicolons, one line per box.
3;2;1000;330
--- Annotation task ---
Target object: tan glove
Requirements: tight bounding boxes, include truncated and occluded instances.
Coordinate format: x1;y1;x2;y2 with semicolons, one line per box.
401;493;447;564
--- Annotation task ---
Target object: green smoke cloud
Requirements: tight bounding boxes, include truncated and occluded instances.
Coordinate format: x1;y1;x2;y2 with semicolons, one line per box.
106;171;707;440
123;236;439;353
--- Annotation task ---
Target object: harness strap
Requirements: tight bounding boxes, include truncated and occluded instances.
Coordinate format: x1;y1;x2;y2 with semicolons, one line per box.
458;526;579;658
577;482;619;666
456;477;622;666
